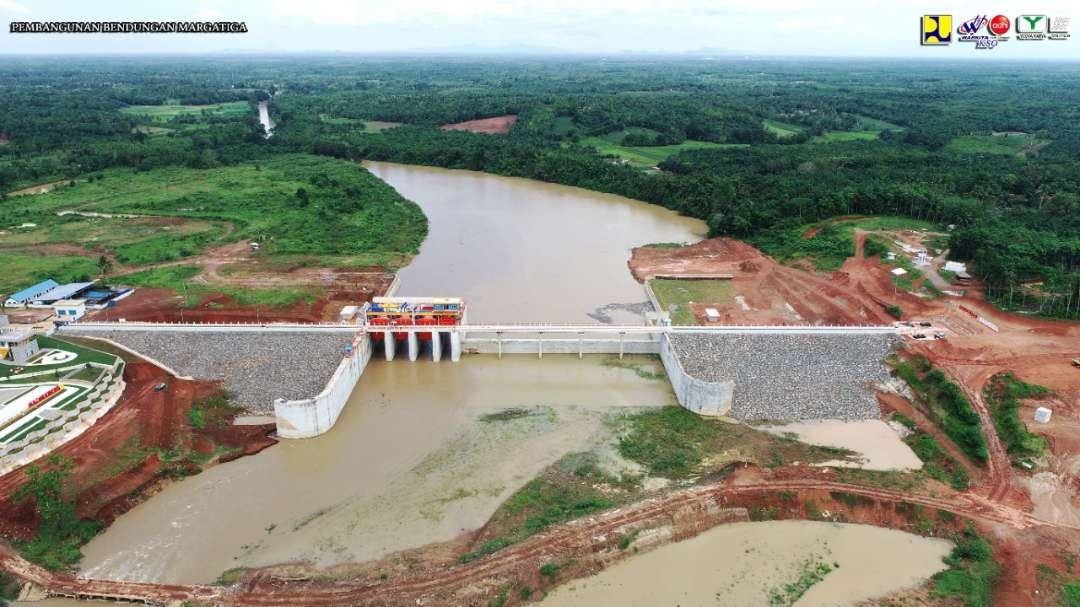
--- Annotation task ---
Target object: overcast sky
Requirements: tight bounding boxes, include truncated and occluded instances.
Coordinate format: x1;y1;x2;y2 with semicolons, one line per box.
0;0;1077;59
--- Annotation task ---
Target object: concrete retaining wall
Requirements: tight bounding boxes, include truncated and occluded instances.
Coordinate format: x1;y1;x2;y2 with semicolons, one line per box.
659;334;733;417
273;334;372;439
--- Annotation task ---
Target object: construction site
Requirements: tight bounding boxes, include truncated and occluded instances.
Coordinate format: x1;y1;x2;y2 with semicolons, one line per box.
0;165;1077;607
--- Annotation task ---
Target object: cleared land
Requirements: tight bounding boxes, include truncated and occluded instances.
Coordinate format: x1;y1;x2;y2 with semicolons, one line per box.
440;115;518;134
946;133;1048;157
649;278;734;325
579;131;746;168
0;154;424;315
118;102;251;122
763;119;803;138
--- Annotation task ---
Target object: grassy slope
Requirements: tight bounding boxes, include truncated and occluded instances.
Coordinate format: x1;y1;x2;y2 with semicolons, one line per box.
1;155;427;297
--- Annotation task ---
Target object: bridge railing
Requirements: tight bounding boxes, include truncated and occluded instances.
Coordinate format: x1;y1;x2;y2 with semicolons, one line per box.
60;320;901;334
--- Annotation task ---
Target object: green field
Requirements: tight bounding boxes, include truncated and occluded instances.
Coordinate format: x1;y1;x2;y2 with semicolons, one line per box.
650;278;734;325
119;101;251;122
810;130;880;143
362;120;402;133
855;115;905;132
0;254;98;296
763;119;804;138
0;154;427;301
945;134;1043;156
580;134;746;168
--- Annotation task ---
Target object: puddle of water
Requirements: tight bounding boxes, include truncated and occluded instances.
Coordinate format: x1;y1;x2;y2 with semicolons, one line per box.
542;520;952;607
79;356;674;583
364;161;705;323
761;419;922;471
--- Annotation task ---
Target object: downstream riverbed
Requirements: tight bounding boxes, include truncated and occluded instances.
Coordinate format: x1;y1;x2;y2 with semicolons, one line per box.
79;165;701;583
543;520;953;607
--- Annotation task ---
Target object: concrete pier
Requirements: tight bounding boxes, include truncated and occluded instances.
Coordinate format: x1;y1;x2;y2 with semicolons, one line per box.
383;333;396;361
432;332;443;361
407;332;419;362
449;332;462;362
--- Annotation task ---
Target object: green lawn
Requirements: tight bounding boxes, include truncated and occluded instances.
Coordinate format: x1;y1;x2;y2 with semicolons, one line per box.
763;119;804;138
650;278;734;325
0;336;117;381
119;101;251;122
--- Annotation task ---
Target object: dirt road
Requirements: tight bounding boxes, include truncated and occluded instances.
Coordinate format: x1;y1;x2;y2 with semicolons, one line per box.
1;475;1070;606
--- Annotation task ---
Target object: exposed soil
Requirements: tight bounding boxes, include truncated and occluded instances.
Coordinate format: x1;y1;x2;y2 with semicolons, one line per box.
0;341;276;541
5;180;70;197
629;236;1080;596
1;461;1075;606
630;238;893;325
439;114;518;134
86;270;392;324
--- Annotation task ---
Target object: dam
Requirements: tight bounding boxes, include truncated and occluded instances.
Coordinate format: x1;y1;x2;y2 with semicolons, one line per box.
70;163;907;584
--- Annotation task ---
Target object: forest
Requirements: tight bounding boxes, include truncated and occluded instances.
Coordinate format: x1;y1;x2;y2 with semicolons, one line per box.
1;56;1078;318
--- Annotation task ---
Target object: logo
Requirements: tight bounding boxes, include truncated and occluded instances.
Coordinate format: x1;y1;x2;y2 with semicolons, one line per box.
1049;16;1071;40
956;14;1004;48
988;14;1011;36
1016;15;1047;40
921;14;952;45
957;14;988;36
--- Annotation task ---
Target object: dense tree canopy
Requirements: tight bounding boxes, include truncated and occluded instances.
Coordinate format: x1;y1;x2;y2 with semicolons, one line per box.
1;56;1078;318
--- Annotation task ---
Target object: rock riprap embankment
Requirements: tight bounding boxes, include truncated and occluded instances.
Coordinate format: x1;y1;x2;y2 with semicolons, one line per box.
67;330;349;413
669;333;897;421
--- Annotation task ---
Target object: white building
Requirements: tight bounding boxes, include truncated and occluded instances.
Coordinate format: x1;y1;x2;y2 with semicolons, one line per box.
53;299;87;322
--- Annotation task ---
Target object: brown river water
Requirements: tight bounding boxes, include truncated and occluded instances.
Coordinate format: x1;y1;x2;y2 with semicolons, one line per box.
76;165;949;603
77;164;699;583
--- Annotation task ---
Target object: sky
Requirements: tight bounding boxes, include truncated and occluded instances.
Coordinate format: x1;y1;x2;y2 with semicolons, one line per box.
0;0;1077;59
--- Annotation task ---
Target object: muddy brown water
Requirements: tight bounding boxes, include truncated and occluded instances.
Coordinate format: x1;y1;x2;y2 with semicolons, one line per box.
78;165;700;583
77;166;947;594
542;520;953;607
364;161;706;323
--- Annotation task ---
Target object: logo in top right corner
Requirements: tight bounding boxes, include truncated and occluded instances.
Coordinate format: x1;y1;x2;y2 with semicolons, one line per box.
1048;16;1071;40
1019;15;1071;40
